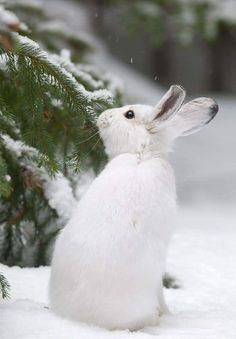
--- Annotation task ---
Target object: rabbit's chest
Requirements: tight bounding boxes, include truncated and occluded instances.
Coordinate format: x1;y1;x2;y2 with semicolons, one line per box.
96;155;175;211
76;155;176;239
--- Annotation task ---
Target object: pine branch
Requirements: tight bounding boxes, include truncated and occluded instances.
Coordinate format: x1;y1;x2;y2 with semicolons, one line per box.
0;149;11;197
0;3;122;267
37;21;93;55
6;0;45;17
0;32;114;171
0;272;10;299
0;33;113;119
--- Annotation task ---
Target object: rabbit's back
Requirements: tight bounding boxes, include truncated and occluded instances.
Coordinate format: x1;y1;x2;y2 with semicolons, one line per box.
50;153;176;330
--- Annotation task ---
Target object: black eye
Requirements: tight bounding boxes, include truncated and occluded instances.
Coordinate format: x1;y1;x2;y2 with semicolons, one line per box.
124;110;135;119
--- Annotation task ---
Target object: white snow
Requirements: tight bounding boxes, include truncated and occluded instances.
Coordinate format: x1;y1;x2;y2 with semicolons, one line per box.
0;5;20;29
213;0;236;25
135;1;160;18
0;133;37;157
1;204;236;338
43;169;96;223
78;63;124;99
54;49;104;90
37;19;95;47
43;173;76;223
4;174;11;182
9;0;42;11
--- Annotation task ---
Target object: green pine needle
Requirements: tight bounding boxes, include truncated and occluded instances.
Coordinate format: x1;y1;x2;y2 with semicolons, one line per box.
0;273;10;299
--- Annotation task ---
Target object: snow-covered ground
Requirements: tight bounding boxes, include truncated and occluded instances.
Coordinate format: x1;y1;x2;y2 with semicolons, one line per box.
1;204;236;339
1;1;236;338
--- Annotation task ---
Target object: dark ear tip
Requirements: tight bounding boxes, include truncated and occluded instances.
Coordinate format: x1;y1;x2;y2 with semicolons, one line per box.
210;102;219;117
206;102;219;125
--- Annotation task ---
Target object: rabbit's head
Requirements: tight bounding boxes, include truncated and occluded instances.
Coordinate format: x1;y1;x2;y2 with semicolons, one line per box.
97;85;218;159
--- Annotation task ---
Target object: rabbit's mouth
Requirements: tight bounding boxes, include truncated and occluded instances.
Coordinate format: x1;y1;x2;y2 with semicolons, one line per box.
97;119;106;129
96;116;109;130
97;109;114;130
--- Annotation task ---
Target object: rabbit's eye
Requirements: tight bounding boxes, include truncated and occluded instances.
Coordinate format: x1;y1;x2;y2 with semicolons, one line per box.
124;110;135;119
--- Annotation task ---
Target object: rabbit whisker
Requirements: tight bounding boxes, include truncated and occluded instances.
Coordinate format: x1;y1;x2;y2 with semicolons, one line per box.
78;130;100;145
84;136;101;158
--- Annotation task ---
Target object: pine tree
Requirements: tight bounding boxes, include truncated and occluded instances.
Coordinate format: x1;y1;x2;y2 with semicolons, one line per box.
0;272;10;298
0;0;123;288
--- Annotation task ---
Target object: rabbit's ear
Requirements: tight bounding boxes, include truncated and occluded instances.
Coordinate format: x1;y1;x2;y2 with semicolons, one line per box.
171;97;218;136
152;85;186;122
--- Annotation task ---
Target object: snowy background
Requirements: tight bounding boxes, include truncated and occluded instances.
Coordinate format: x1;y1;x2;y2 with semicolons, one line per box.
1;0;236;338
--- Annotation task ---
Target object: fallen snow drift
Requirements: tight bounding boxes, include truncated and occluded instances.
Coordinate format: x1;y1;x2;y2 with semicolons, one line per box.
1;204;236;339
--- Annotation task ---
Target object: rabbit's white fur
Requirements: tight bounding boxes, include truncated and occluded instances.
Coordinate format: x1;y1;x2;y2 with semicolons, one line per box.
50;85;218;330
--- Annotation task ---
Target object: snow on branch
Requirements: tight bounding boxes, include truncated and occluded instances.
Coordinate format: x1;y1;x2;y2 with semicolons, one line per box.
43;173;76;223
0;133;77;223
0;133;37;158
37;20;94;51
51;49;104;91
0;5;27;32
0;33;114;121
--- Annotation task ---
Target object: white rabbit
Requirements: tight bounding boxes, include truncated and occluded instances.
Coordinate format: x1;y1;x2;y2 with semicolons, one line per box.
49;85;218;330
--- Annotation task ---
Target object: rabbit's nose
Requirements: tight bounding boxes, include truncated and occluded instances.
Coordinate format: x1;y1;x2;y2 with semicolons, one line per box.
97;116;110;129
